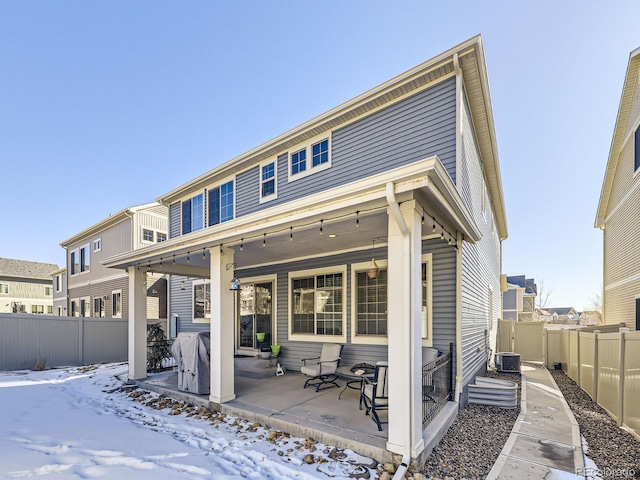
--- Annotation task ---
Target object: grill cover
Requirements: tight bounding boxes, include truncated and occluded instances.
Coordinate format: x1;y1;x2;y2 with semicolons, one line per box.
171;332;210;394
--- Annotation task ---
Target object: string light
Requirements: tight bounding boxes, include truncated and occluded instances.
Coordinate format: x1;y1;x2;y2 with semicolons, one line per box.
290;226;293;241
240;238;244;251
432;217;437;233
421;209;425;225
441;228;445;240
202;248;206;259
187;252;190;263
172;255;175;265
356;211;360;228
263;233;266;247
320;219;324;235
160;258;163;266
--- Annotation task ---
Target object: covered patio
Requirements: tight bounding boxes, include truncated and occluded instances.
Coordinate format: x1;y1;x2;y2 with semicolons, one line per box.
134;356;456;464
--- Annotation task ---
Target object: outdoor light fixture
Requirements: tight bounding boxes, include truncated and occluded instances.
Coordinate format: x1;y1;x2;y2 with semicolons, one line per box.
181;280;186;291
367;238;380;280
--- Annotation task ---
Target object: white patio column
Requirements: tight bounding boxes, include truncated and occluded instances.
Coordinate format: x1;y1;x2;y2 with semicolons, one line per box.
386;198;424;457
128;266;147;380
209;246;236;404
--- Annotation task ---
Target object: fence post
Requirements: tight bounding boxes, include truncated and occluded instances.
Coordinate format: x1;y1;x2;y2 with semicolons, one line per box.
576;331;581;387
78;316;84;366
593;330;600;402
618;328;629;426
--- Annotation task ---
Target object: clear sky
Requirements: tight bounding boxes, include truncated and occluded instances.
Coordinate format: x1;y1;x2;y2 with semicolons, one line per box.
2;1;639;311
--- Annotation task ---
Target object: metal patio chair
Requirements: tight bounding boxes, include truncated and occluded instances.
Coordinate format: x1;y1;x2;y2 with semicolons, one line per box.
360;360;389;431
301;344;343;392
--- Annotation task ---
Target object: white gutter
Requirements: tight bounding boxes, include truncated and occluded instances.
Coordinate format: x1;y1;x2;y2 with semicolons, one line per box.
453;53;463;403
385;182;414;458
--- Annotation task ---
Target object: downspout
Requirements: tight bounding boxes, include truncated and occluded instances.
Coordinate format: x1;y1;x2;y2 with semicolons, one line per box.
385;182;413;459
453;52;463;403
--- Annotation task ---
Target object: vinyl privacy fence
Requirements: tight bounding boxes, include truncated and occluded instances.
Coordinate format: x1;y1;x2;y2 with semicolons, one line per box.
546;326;640;441
0;313;128;371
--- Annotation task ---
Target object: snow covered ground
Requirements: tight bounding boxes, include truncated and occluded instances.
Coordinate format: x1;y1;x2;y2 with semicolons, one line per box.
0;364;379;479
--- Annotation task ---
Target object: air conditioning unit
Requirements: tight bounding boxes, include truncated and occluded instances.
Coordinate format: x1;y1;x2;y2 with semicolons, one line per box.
495;352;521;372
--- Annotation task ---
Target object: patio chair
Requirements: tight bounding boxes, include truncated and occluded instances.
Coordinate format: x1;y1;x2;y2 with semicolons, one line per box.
360;360;389;431
422;347;440;403
301;344;343;392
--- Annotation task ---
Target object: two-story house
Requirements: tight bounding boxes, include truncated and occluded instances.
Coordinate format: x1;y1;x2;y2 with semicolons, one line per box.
596;46;640;330
60;203;169;330
0;258;59;314
502;274;537;321
51;267;67;316
103;36;507;463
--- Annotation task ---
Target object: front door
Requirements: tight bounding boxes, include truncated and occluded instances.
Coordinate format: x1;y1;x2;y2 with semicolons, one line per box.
237;282;273;354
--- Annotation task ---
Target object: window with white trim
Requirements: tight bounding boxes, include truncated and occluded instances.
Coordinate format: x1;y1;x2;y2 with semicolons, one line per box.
289;136;331;180
157;232;167;243
355;269;388;336
421;255;433;341
80;245;90;273
31;305;44;314
0;283;8;294
55;275;62;292
70;249;79;275
57;306;63;316
45;286;52;296
208;180;235;226
80;297;90;317
142;228;154;243
94;297;105;317
291;269;344;336
260;161;277;201
47;305;53;314
71;299;79;317
182;193;204;234
93;238;101;252
112;290;122;318
193;280;211;323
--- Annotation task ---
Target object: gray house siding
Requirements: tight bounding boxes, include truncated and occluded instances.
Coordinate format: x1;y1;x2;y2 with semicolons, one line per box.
170;237;456;373
68;275;128;318
459;87;502;405
180;77;457;225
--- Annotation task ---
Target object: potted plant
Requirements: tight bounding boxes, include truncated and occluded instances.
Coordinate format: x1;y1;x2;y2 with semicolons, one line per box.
256;332;266;342
270;345;281;356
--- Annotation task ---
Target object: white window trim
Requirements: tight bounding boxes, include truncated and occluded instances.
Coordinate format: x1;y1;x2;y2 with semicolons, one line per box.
288;265;347;343
0;283;8;295
141;227;155;245
55;275;62;292
350;259;389;346
156;231;167;242
288;134;332;182
192;279;211;324
93;238;102;252
421;253;433;347
205;175;236;227
112;289;122;318
44;285;53;296
70;248;79;276
181;191;206;235
57;306;63;316
79;296;91;317
238;274;278;345
259;159;278;204
73;244;90;275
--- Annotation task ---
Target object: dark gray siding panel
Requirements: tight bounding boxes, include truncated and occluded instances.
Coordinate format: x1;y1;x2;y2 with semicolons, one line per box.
234;78;457;218
169;275;208;334
169;202;181;239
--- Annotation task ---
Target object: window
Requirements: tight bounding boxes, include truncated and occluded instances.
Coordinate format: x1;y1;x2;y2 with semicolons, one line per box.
290;268;345;338
142;228;154;243
31;305;44;314
421;255;433;341
208;180;234;226
157;232;167;243
11;302;26;313
55;275;62;292
80;297;90;317
182;193;204;234
193;281;211;323
80;245;90;273
0;283;8;294
57;306;63;316
356;269;388;336
71;299;79;317
291;149;306;175
112;290;122;318
47;305;53;314
260;161;277;201
94;297;105;317
312;139;329;167
635;126;640;173
45;286;52;296
70;249;79;275
289;136;331;180
93;238;101;252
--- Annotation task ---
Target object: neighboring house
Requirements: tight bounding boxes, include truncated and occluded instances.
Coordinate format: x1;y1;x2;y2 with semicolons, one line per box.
60;203;169;331
579;310;602;326
0;258;59;314
51;267;67;316
501;274;537;321
544;307;579;324
103;36;508;463
595;46;640;330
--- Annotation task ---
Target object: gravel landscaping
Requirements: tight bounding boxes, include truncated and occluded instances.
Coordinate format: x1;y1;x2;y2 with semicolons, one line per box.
550;370;640;479
419;371;522;480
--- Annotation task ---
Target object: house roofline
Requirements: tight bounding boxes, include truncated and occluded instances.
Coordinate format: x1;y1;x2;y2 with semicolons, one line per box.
155;36;507;240
59;202;160;248
595;47;640;227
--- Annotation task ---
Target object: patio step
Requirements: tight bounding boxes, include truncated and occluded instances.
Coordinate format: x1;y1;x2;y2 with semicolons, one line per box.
234;356;278;379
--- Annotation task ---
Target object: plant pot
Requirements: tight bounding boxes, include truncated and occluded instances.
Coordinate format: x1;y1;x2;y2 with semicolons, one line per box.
271;345;281;356
260;350;271;360
554;362;562;370
256;332;266;342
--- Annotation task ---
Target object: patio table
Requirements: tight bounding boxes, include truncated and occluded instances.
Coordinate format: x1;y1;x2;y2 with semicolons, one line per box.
336;364;376;407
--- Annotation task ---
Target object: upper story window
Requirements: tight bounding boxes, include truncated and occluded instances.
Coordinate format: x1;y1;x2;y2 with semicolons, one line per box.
70;245;90;275
260;161;277;201
55;275;62;292
142;228;154;243
635;126;640;173
157;232;167;243
289;136;331;181
0;283;8;294
93;239;101;252
182;193;204;235
44;286;53;296
208;180;234;226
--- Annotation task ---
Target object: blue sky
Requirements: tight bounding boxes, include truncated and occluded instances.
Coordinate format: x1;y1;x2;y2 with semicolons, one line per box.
1;1;638;310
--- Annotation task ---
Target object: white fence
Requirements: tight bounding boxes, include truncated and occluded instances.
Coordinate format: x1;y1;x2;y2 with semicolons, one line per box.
0;313;128;370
